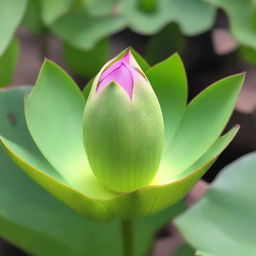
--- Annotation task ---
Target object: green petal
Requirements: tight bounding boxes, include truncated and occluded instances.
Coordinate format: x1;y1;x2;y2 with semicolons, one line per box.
0;0;27;56
166;73;244;174
146;53;187;147
175;152;256;256
50;10;126;50
156;126;239;184
177;126;239;179
25;60;89;188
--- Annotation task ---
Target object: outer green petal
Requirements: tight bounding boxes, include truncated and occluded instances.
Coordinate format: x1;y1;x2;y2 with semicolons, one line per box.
177;126;239;179
25;60;89;188
146;53;187;147
166;73;244;174
156;126;239;183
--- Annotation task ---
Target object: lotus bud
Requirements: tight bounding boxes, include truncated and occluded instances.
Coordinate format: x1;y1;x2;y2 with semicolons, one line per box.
83;50;164;193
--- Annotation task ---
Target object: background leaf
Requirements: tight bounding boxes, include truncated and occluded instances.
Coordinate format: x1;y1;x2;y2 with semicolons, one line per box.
120;0;216;35
24;61;88;184
0;39;19;87
175;152;256;256
51;10;126;50
146;53;187;148
0;0;27;56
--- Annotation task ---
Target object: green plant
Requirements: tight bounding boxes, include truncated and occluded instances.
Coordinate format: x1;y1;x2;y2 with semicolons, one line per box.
0;48;244;255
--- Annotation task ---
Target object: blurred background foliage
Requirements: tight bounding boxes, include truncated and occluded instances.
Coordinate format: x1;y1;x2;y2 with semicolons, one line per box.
0;0;256;255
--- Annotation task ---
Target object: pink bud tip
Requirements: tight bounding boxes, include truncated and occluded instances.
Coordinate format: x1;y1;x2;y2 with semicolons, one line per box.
97;51;138;99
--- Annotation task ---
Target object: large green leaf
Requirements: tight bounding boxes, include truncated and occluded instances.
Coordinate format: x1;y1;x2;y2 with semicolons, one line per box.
120;0;216;35
63;39;110;78
0;88;185;256
146;53;187;148
0;0;27;56
205;0;256;49
165;74;244;174
51;10;126;50
0;39;19;87
40;0;73;25
175;152;256;256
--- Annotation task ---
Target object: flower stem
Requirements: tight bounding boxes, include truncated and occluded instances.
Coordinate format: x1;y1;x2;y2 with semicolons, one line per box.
121;219;134;256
